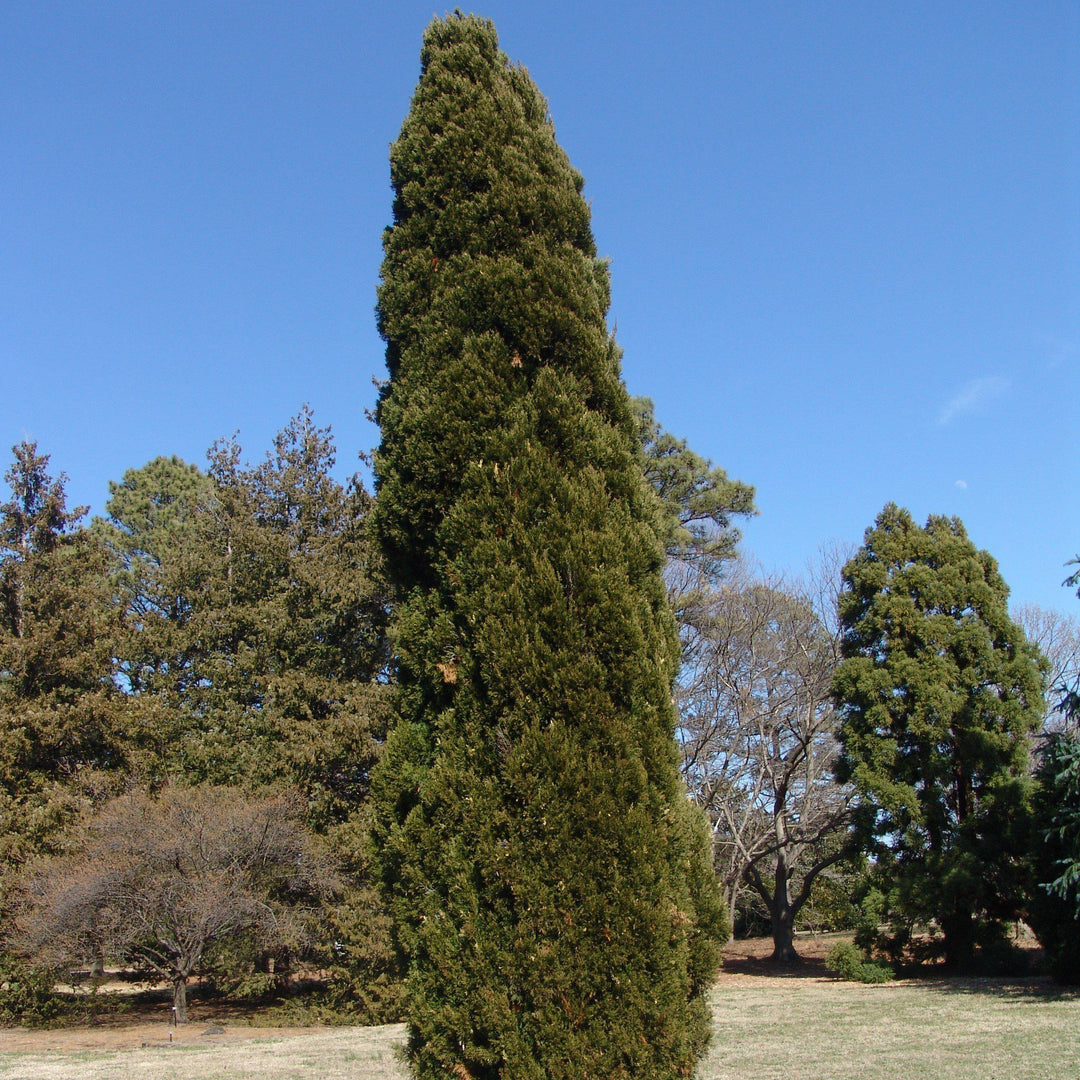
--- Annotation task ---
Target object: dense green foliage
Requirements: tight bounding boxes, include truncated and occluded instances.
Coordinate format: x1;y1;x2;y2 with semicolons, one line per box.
1027;730;1080;983
95;410;391;827
0;443;125;869
833;504;1044;968
824;940;893;984
371;15;725;1079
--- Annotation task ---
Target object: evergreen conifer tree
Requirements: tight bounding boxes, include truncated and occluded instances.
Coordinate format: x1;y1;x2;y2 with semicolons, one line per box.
0;442;123;866
832;504;1044;968
1027;730;1080;984
371;15;725;1079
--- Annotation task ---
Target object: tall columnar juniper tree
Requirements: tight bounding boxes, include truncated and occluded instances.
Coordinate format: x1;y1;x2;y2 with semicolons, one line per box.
371;15;725;1080
832;504;1044;968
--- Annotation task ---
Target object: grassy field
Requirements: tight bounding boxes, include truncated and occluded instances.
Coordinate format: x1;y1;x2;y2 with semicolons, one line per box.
2;965;1078;1079
700;977;1080;1080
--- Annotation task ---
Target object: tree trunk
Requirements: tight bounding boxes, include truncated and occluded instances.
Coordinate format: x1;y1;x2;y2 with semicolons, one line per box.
770;906;800;964
769;853;801;964
172;975;188;1024
942;902;975;970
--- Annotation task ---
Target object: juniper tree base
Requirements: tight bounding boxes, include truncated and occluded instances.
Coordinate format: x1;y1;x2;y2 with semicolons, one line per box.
371;15;725;1080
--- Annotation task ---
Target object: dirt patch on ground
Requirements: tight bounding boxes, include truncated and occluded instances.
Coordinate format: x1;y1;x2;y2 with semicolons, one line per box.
717;932;839;985
0;1007;332;1055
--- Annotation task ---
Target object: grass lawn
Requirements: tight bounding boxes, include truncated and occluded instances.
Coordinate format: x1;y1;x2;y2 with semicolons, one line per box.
699;977;1079;1080
2;940;1078;1080
0;1024;409;1080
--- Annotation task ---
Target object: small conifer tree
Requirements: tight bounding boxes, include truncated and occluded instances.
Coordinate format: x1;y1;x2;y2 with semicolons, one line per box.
371;15;725;1079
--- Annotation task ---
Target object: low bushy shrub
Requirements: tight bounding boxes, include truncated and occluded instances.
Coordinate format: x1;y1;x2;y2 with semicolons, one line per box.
0;954;61;1026
825;941;894;984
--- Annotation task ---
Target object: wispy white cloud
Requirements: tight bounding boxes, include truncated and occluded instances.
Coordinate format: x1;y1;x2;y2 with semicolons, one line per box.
954;479;967;490
1037;333;1076;371
938;376;1010;425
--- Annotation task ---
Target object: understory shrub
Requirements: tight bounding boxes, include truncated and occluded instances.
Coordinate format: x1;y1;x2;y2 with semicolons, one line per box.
0;953;61;1025
825;941;894;984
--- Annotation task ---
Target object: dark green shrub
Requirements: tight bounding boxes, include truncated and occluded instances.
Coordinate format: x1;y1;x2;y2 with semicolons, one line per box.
0;953;61;1026
825;941;894;984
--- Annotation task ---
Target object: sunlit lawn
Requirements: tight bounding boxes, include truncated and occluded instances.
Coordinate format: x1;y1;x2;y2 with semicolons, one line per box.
698;976;1080;1080
2;975;1078;1080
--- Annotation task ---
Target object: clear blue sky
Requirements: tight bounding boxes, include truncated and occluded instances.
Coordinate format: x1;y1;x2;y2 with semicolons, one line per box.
3;2;1077;612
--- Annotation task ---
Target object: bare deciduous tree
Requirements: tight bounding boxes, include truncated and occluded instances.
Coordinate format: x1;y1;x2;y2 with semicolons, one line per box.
11;785;334;1021
1012;602;1080;734
678;555;853;962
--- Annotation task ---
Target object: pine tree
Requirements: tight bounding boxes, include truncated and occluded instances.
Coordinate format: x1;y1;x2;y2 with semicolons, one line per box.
0;442;123;865
633;396;755;591
371;16;725;1079
98;413;390;826
832;504;1044;968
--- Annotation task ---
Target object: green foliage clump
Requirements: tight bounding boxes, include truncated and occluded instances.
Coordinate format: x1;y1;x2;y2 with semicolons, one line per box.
0;953;62;1026
824;941;894;984
371;14;724;1079
1027;730;1080;984
833;504;1045;970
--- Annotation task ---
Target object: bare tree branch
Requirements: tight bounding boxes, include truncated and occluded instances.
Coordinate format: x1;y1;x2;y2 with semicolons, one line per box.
678;556;854;962
10;785;336;1022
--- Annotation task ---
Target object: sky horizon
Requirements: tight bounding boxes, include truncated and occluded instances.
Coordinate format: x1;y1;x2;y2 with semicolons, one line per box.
3;2;1078;614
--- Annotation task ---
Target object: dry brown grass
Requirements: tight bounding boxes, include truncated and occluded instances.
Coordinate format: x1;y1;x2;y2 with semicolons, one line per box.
2;936;1078;1079
0;1022;409;1080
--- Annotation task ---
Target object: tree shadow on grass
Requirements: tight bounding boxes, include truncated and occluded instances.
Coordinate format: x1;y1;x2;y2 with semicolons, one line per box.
720;937;1080;1000
720;951;833;980
912;975;1080;1003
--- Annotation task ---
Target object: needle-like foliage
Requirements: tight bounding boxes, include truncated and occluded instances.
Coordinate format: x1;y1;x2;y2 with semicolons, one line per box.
833;504;1044;968
371;15;725;1079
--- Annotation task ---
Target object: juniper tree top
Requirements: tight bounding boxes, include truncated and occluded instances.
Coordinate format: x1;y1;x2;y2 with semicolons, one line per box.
372;15;725;1080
